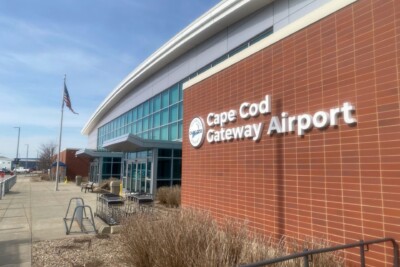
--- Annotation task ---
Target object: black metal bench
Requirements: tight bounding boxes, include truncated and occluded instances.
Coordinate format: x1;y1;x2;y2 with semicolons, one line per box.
81;182;94;193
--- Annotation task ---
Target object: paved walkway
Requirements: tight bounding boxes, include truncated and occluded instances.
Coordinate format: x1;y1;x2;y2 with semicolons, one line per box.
0;176;97;266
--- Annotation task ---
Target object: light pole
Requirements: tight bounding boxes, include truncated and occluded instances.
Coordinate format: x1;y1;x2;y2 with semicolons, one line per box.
14;127;20;168
25;144;29;168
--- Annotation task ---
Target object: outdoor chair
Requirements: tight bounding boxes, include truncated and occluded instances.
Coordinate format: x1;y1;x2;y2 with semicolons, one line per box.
81;182;94;193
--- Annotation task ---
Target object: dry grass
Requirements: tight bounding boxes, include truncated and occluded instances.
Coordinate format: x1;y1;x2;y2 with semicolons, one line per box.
117;209;343;267
156;185;180;207
40;174;51;181
97;177;119;191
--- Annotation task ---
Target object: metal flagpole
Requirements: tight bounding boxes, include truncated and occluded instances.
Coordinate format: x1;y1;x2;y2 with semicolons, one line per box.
55;75;66;191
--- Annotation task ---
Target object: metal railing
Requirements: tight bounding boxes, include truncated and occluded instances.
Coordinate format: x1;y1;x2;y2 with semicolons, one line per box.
240;238;399;267
0;175;17;199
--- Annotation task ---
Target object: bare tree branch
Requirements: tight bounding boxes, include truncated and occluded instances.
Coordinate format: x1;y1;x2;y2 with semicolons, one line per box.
38;142;57;170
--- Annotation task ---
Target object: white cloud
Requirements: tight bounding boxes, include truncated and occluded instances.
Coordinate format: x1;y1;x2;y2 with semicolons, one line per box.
0;15;98;51
4;49;101;75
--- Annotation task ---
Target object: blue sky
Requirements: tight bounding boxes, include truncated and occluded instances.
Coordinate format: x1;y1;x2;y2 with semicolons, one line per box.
0;0;219;159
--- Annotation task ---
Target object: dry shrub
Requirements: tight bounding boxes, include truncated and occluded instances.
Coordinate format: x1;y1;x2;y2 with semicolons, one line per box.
40;174;51;181
30;176;42;182
117;209;344;267
98;177;119;191
156;186;180;207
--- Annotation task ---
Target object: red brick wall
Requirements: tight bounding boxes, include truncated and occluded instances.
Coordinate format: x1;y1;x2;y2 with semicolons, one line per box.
182;0;400;265
59;149;90;181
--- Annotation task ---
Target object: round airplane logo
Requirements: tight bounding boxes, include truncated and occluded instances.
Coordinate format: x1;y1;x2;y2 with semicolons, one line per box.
188;117;205;148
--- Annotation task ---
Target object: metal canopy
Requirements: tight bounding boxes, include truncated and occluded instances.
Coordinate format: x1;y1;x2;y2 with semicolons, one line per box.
75;149;123;158
102;133;182;152
51;161;66;167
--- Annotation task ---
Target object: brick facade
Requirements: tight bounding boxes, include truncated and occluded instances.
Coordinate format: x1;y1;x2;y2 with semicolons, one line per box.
182;0;400;265
59;149;90;181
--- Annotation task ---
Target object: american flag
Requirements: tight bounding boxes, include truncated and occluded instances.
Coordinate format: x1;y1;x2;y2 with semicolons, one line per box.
63;82;78;114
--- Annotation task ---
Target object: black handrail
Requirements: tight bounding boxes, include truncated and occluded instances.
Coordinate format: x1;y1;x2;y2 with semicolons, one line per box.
240;237;399;267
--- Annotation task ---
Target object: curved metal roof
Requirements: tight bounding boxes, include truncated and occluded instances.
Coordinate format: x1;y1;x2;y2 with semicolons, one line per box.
81;0;274;135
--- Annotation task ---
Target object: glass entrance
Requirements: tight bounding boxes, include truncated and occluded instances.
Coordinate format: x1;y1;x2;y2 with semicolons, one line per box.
89;161;99;183
124;159;152;194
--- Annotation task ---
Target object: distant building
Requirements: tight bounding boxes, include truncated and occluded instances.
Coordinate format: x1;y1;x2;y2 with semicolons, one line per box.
16;158;39;170
0;156;12;171
57;148;90;181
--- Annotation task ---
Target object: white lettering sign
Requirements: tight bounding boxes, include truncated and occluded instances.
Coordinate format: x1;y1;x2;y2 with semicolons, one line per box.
189;95;357;148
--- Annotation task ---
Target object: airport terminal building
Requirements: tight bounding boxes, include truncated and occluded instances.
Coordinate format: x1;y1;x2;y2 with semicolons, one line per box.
82;0;400;265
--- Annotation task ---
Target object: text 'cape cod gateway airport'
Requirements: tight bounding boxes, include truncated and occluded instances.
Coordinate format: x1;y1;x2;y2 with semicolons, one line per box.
80;0;400;265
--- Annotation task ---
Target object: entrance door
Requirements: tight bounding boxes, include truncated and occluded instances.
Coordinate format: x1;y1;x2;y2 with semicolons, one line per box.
124;159;152;194
89;161;99;183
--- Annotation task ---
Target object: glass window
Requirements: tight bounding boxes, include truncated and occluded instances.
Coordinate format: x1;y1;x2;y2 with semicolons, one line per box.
170;123;178;140
173;149;182;158
161;91;169;108
157;158;171;179
170;84;179;104
179;84;183;101
123;114;128;125
160;126;168;140
132;108;137;121
127;111;132;124
127;152;137;159
249;28;273;45
103;157;112;162
211;54;228;67
148;114;153;129
112;162;121;175
170;104;178;122
131;123;137;134
143;117;149;131
197;64;211;75
152;128;160;140
153;112;161;128
161;109;169;125
229;43;248;57
137;104;143;119
172;180;181;186
154;94;161;111
137;119;142;133
189;73;197;80
142;131;149;139
102;163;111;175
159;149;172;157
143;101;149;116
157;180;171;188
178;102;183;120
173;159;181;179
148;98;153;113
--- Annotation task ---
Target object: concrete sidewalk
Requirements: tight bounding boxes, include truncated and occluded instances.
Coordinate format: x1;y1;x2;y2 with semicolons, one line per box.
0;176;97;266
